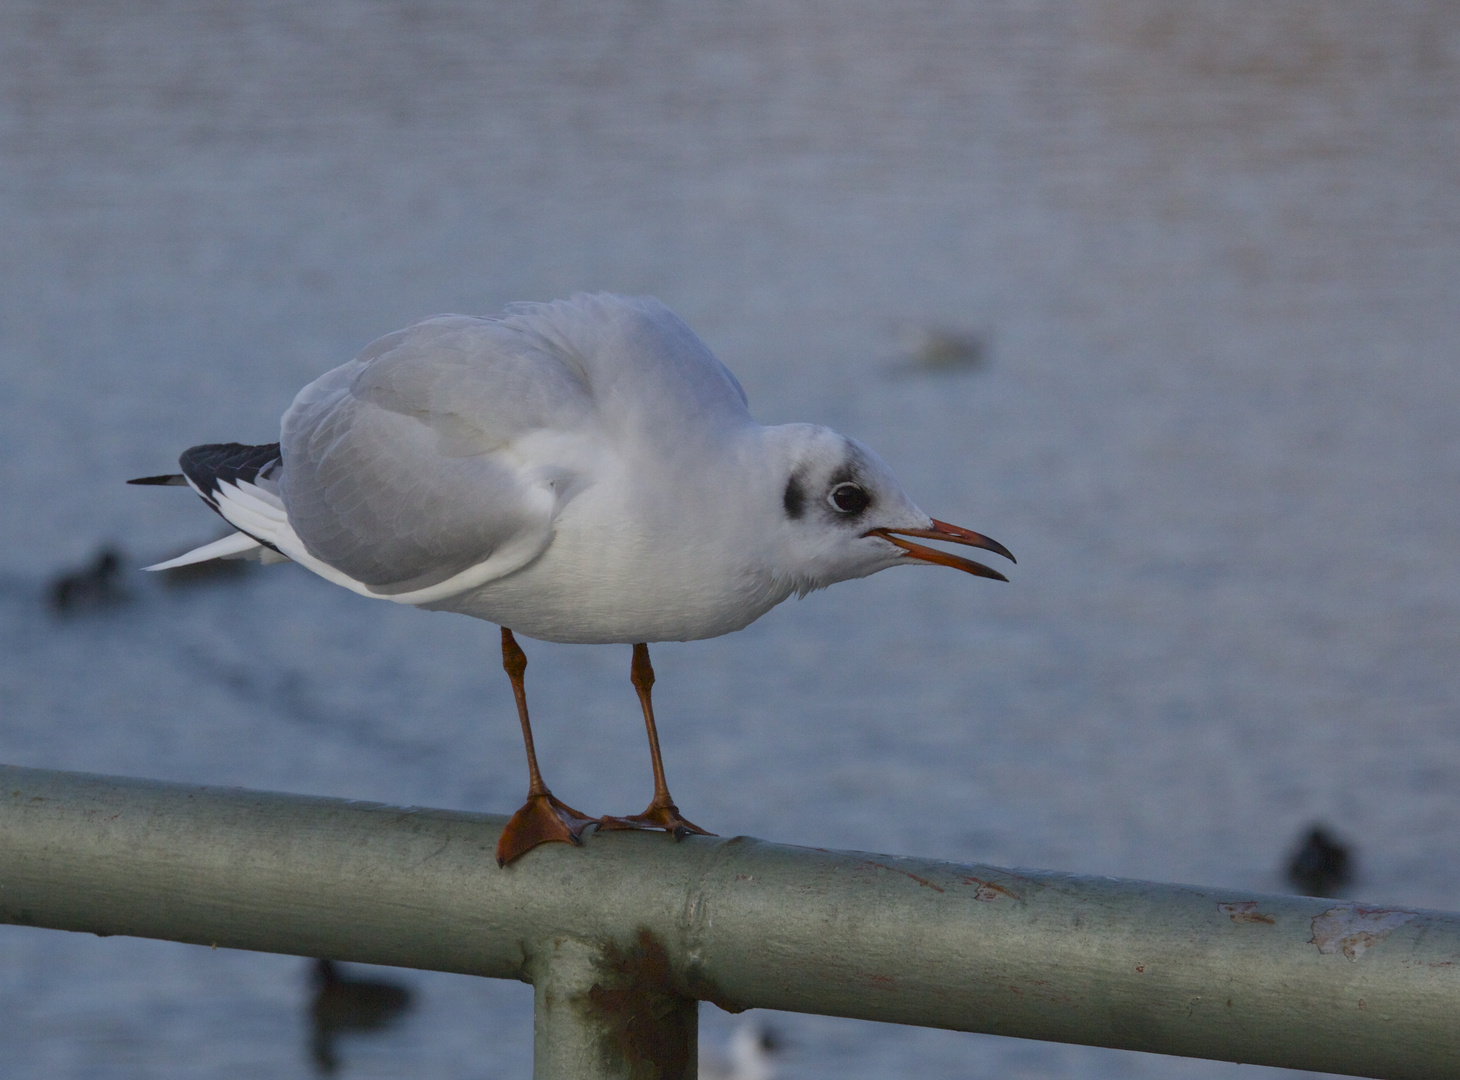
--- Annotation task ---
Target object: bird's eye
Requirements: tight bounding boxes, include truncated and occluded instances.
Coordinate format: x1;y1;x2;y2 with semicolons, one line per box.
828;482;870;515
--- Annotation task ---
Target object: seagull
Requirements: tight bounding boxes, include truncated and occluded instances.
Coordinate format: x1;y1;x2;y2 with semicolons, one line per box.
700;1020;782;1080
130;294;1013;865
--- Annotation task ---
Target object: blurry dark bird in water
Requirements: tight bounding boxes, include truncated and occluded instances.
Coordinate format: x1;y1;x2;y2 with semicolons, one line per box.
892;325;988;374
1286;824;1353;897
46;547;130;614
307;958;413;1075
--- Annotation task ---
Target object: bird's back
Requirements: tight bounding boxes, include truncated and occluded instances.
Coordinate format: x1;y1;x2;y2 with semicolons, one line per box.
279;295;754;600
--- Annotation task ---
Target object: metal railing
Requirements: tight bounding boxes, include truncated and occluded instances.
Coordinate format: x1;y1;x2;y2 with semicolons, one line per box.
1;763;1456;1079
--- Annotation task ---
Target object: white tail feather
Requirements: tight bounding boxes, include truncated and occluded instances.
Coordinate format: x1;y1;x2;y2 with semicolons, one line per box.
143;531;267;571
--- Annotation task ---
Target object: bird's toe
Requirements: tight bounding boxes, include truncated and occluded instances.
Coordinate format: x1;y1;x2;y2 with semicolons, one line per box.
598;800;714;840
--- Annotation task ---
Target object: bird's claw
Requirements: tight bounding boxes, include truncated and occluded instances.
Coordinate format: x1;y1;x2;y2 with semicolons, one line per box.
597;800;714;840
496;791;598;866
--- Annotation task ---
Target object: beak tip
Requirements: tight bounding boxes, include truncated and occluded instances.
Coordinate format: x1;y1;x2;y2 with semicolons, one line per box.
926;518;1015;565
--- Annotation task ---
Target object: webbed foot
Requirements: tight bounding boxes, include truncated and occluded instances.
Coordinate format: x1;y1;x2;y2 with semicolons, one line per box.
496;791;598;866
597;799;714;840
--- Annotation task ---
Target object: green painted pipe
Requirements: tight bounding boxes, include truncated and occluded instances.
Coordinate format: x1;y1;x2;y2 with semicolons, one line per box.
1;765;1456;1079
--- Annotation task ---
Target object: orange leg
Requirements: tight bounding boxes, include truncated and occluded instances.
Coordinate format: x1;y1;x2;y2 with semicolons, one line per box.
495;628;598;866
598;643;713;840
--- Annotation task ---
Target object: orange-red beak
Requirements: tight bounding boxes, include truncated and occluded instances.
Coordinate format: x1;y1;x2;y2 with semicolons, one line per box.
867;519;1015;582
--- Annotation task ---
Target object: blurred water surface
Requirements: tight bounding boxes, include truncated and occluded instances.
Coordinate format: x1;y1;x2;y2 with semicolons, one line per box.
2;1;1458;1077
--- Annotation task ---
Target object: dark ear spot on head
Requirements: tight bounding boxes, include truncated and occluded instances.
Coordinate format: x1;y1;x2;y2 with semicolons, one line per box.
783;474;806;520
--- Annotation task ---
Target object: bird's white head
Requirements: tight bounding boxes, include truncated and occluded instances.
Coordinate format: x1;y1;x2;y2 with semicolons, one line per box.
753;423;1013;597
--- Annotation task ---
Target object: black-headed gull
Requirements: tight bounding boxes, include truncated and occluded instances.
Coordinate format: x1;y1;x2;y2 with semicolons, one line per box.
131;294;1013;864
700;1020;782;1080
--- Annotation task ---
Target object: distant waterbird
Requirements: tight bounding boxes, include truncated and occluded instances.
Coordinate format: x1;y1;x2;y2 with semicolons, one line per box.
700;1020;783;1080
306;959;412;1075
1286;824;1354;897
890;323;988;374
46;546;130;615
130;294;1013;864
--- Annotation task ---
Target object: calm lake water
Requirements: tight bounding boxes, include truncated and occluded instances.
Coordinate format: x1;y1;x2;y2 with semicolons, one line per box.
2;2;1458;1076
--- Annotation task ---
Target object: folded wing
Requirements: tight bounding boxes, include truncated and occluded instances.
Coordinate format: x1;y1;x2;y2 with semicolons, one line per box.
280;314;597;596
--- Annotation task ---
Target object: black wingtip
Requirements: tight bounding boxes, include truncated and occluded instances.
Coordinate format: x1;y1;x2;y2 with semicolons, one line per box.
127;474;188;486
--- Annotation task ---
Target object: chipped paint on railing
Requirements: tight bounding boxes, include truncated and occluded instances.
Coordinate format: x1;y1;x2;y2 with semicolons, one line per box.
1310;905;1419;960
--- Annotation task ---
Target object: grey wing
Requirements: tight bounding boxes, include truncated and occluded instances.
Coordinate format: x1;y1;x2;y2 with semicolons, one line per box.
497;295;752;438
280;315;596;593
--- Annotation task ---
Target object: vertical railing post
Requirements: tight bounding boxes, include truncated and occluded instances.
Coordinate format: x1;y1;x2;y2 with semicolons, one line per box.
529;932;698;1080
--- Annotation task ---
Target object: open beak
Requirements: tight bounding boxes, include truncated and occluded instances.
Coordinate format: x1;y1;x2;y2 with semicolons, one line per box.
867;519;1015;582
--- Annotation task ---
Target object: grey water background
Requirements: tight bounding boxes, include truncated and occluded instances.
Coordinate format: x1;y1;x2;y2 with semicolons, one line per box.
1;1;1457;1076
